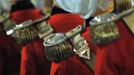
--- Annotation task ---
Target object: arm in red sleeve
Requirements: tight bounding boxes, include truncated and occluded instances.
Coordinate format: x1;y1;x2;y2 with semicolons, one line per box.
95;20;134;75
95;45;120;75
20;46;38;75
20;40;51;75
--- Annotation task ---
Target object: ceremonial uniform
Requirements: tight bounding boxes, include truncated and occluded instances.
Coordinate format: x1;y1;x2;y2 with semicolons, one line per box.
44;0;134;75
10;1;51;75
95;19;134;75
0;20;20;75
0;3;21;74
42;6;96;75
92;0;134;75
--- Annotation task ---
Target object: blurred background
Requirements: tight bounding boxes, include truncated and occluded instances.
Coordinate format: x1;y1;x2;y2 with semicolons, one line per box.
0;0;52;15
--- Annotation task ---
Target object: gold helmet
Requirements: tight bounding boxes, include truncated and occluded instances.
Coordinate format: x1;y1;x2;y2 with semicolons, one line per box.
54;0;114;19
95;0;114;16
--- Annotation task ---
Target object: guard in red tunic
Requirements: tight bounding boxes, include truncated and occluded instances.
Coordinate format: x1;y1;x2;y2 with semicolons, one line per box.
37;0;98;75
0;12;21;75
90;0;134;75
10;0;51;75
43;0;134;75
59;0;134;75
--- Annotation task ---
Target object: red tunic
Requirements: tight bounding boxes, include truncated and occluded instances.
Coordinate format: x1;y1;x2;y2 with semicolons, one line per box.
95;20;134;75
0;34;20;75
11;9;51;75
11;9;42;24
47;13;95;75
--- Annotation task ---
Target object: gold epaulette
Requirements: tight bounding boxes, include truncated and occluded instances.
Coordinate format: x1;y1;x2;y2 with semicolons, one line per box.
8;20;39;44
115;0;132;13
90;13;119;45
0;12;16;31
90;7;134;45
0;12;10;23
43;33;74;62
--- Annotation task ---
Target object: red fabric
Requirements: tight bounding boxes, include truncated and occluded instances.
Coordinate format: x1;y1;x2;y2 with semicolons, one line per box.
51;55;93;75
11;9;51;75
48;14;84;33
48;14;94;75
0;35;20;75
21;39;51;75
11;9;42;24
95;20;134;75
